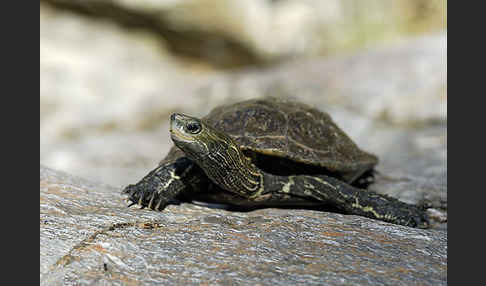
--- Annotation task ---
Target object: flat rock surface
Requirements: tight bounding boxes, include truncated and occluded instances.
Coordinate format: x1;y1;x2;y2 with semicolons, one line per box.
40;165;446;285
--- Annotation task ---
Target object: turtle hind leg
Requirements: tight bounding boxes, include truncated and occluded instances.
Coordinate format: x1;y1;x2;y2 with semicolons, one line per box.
340;190;430;229
265;173;429;228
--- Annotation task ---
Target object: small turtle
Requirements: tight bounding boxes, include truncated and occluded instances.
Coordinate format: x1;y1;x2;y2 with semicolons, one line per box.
123;97;428;228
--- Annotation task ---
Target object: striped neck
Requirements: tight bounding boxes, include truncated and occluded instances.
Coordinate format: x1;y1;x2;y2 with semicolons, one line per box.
198;144;264;198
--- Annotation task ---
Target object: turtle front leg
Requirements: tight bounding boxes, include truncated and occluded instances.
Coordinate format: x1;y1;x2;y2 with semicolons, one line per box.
263;173;429;228
122;157;207;211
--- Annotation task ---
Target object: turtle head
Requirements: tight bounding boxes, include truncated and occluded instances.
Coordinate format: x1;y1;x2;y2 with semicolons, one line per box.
170;112;263;197
170;113;233;162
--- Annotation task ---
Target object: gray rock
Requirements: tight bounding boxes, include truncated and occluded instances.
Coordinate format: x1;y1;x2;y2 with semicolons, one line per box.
41;0;445;67
40;5;447;283
40;165;447;285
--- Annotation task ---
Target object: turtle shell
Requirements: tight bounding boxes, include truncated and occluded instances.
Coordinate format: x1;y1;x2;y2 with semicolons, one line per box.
163;97;378;184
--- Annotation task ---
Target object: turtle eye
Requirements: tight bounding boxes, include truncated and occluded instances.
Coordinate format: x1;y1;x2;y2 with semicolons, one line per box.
186;121;201;134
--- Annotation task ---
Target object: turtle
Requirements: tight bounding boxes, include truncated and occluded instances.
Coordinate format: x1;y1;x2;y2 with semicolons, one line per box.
122;97;428;228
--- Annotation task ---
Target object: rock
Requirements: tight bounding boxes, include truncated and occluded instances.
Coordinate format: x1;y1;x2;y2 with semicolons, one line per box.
40;2;447;284
220;32;446;126
40;165;447;285
41;0;445;67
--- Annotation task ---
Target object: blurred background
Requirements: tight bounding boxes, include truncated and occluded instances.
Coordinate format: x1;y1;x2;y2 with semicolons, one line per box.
40;0;446;208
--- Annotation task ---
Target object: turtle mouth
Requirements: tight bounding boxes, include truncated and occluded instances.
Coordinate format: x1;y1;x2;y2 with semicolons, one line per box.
169;113;194;142
169;113;182;132
170;127;194;143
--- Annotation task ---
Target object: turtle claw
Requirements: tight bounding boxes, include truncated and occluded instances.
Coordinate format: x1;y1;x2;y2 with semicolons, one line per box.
412;209;430;229
121;183;173;212
127;201;137;208
148;192;157;210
